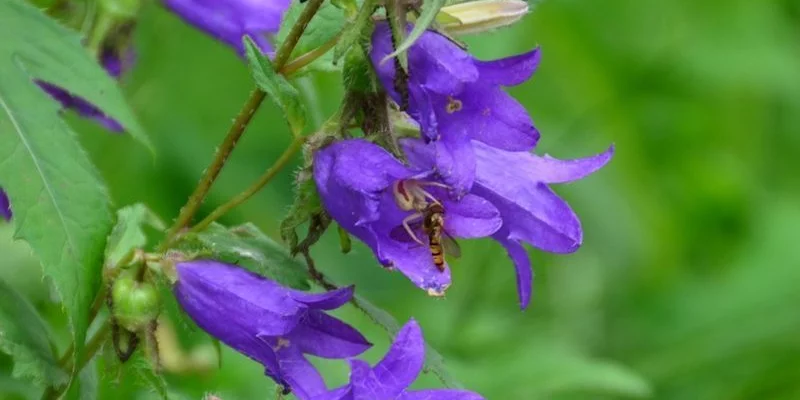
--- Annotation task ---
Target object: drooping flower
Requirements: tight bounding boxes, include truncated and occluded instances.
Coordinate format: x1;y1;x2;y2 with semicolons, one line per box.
35;46;135;132
313;319;484;400
313;139;503;296
173;260;371;398
370;23;541;195
0;189;10;221
402;139;614;308
165;0;293;55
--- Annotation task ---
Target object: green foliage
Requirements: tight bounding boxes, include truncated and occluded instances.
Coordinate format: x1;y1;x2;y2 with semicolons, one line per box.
332;0;377;63
106;203;165;267
244;36;307;136
279;173;324;252
277;0;346;72
0;0;150;149
0;0;148;392
0;278;67;387
183;223;310;290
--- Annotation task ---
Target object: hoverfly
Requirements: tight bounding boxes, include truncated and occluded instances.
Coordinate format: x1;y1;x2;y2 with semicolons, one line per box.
392;180;462;271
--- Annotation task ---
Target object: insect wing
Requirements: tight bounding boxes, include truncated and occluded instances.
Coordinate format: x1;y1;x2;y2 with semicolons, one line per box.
441;231;462;259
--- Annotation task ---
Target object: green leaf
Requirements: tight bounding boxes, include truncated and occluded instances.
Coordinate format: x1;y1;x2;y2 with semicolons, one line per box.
132;355;169;400
183;223;310;290
0;0;151;150
277;0;346;72
0;0;117;390
279;174;323;252
333;0;377;63
350;293;464;389
243;36;307;136
384;0;447;61
78;356;99;400
106;204;166;267
0;277;68;387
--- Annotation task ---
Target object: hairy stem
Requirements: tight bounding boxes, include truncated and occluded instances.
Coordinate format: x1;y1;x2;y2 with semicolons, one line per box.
191;136;306;232
159;88;266;251
161;0;329;249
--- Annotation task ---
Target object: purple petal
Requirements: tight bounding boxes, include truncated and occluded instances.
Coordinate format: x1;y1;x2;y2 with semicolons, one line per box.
373;238;452;296
258;336;329;399
0;189;11;221
432;134;476;197
175;260;303;335
349;359;397;399
372;320;425;394
493;234;533;309
442;86;538;152
290;286;354;310
370;24;478;97
399;390;485;400
475;47;541;87
165;0;291;55
311;387;353;400
317;140;418;193
35;82;125;133
474;141;614;184
441;194;501;238
473;182;582;253
293;310;371;358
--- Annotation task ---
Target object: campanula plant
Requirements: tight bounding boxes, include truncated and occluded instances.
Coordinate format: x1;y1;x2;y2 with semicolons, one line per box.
0;0;618;398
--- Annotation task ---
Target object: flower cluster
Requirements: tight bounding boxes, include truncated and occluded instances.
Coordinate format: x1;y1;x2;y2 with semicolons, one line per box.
175;261;483;400
315;26;612;309
159;1;611;397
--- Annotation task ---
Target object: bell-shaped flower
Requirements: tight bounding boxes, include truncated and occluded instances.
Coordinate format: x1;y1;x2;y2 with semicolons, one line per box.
313;319;484;400
173;260;371;398
314;139;502;296
35;46;135;132
0;189;10;221
370;23;541;195
402;139;613;308
165;0;292;55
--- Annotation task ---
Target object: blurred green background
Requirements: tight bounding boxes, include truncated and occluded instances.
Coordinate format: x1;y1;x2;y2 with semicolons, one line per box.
3;0;800;398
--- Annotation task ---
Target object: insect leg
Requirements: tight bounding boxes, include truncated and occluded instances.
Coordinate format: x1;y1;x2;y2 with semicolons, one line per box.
402;212;426;246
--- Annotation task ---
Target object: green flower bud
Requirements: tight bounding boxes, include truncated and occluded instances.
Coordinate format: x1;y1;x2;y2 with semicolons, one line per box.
111;276;160;332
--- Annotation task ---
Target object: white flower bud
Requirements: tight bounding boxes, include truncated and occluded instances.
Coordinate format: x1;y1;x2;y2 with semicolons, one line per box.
439;0;530;36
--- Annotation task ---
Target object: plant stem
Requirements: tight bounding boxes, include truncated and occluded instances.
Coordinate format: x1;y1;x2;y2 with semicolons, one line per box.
159;89;267;251
190;136;306;232
43;322;112;400
280;31;342;76
160;0;329;249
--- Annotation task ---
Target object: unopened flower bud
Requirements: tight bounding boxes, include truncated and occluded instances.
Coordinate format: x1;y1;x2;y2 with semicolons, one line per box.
111;275;160;332
440;0;529;36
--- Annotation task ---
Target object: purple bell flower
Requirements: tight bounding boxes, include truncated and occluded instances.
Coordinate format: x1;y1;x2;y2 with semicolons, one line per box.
314;138;612;308
313;319;484;400
370;23;541;195
313;139;503;296
402;139;614;308
173;260;371;398
0;189;10;221
165;0;293;55
35;46;135;132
